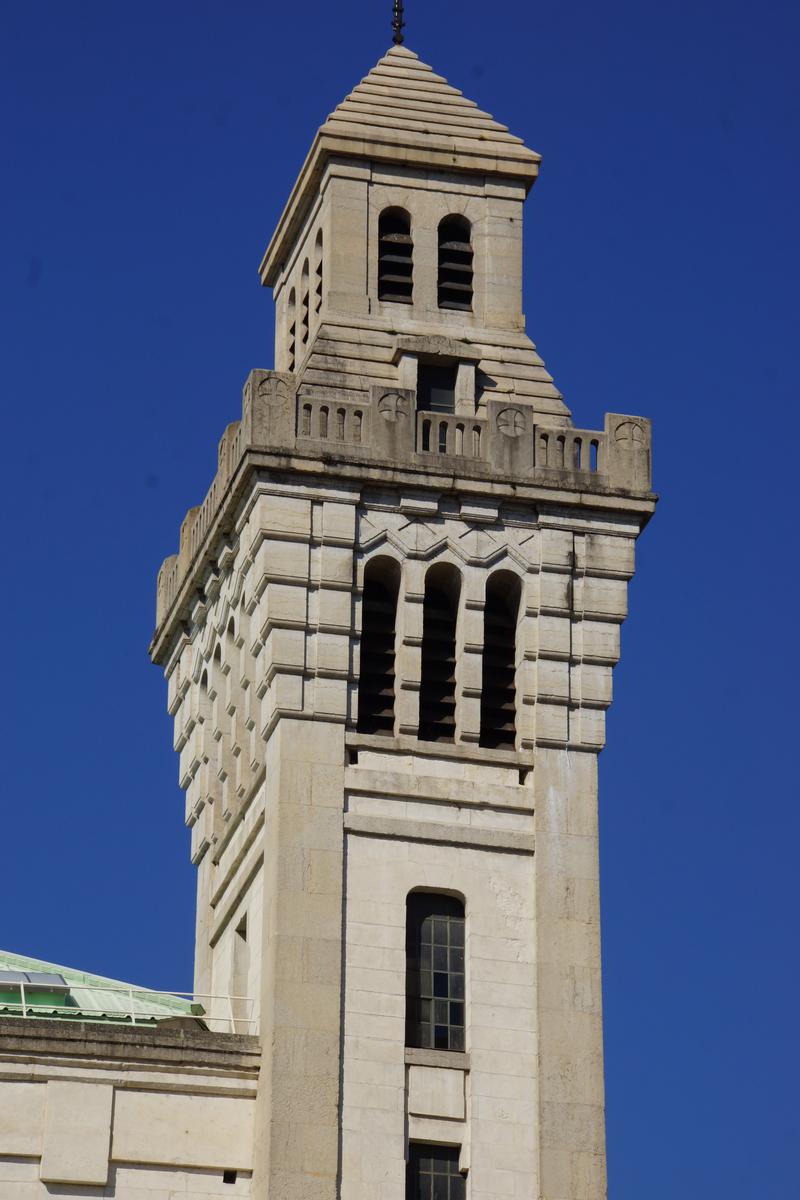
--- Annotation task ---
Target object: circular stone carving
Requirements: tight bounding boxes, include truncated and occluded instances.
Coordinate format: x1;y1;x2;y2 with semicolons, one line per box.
614;419;646;446
496;407;526;438
378;392;409;423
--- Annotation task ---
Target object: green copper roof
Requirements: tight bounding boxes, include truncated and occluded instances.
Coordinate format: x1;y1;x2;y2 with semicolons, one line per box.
0;948;199;1026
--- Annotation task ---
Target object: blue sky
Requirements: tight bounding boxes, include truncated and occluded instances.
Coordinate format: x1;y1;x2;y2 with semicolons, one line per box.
1;1;798;1194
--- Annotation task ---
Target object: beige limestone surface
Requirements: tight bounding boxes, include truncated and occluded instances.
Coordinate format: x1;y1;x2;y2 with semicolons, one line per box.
0;37;656;1200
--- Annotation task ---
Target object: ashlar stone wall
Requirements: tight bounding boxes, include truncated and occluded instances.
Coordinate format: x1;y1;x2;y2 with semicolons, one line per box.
0;1020;259;1199
154;461;645;1200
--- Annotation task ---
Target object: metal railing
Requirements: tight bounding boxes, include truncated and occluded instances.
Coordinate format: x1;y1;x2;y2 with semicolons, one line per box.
0;983;257;1035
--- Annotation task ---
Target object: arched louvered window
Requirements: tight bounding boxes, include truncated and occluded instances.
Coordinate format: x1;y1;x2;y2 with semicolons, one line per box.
479;571;521;749
313;230;323;318
300;260;310;347
406;892;465;1051
378;207;413;303
357;557;400;736
438;216;473;311
287;289;296;372
419;563;460;742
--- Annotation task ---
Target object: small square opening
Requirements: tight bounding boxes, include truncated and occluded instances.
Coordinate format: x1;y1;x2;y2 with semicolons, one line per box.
417;363;457;414
223;1169;237;1184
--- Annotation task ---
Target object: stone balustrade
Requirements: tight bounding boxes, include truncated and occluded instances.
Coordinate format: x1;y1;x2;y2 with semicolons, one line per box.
155;370;652;632
417;412;486;459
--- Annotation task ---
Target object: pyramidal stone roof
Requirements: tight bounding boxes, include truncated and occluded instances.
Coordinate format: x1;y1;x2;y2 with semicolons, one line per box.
261;45;540;285
323;45;540;179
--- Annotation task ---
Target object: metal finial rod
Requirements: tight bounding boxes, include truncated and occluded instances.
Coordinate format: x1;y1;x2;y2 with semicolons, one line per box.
392;0;405;44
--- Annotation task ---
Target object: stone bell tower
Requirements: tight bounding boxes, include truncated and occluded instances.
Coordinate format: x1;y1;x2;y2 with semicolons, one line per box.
151;43;654;1200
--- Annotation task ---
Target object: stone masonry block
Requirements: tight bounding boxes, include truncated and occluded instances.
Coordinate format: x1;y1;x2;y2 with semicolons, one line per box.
540;528;573;568
538;659;570;701
253;494;312;539
262;583;309;630
40;1081;112;1185
319;545;354;587
579;533;635;576
580;620;620;664
318;587;353;630
322;501;357;544
539;571;571;612
581;577;628;619
407;1066;465;1120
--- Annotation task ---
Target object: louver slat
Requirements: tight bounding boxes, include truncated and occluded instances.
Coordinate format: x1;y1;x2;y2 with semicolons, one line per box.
479;574;521;749
419;568;460;743
438;217;473;311
358;565;400;735
378;210;413;303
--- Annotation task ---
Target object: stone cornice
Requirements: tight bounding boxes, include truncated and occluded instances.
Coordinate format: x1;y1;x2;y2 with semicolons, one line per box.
150;371;655;667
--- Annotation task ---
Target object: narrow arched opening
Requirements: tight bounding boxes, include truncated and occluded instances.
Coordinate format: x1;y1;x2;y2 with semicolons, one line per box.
300;260;310;348
287;289;296;373
419;563;461;743
405;891;465;1051
438;215;473;311
378;207;413;303
313;229;323;317
357;557;401;736
479;571;521;749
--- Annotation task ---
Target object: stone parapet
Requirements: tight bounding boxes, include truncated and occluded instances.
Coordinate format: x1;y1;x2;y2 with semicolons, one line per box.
153;368;653;644
0;1017;260;1194
0;1016;260;1073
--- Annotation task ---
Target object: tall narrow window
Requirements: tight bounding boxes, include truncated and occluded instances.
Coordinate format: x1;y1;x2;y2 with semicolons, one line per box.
479;571;521;749
287;289;296;372
357;557;400;736
438;216;473;311
407;1146;464;1200
199;669;210;723
378;208;413;303
406;892;465;1052
419;564;460;742
300;260;310;347
313;230;323;317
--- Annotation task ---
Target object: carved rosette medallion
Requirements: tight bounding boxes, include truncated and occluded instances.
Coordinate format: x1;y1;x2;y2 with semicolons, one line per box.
378;392;410;423
496;407;526;438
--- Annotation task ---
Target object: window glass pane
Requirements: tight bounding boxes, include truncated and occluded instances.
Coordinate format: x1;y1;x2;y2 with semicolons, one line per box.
408;1144;462;1200
434;999;449;1024
407;894;466;1050
449;1027;465;1051
417;364;457;414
